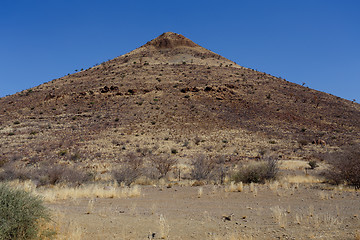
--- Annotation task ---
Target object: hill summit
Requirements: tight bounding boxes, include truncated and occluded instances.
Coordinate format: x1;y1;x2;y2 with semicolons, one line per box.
122;32;240;67
0;32;359;170
144;32;200;49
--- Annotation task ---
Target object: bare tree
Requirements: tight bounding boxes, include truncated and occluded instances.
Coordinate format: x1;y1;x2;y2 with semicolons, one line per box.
190;154;216;181
113;152;144;186
150;154;177;179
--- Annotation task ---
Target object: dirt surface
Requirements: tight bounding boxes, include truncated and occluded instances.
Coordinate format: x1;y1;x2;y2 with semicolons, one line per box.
48;184;360;240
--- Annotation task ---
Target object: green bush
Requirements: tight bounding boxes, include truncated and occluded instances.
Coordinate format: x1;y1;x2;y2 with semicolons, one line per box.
0;184;53;239
308;160;318;169
232;157;279;184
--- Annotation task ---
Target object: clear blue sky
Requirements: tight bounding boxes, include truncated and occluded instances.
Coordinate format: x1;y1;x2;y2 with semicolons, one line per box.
1;0;359;101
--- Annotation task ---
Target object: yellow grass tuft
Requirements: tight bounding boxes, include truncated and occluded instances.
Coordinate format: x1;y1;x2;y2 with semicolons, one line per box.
279;160;309;170
237;182;243;192
270;206;287;228
197;187;203;198
159;214;170;239
282;175;322;184
225;181;243;192
249;182;254;192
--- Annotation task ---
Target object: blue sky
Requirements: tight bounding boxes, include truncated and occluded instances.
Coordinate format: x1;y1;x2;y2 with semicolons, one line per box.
1;0;359;101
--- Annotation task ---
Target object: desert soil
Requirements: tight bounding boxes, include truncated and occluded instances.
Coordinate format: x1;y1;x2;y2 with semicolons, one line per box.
47;183;360;240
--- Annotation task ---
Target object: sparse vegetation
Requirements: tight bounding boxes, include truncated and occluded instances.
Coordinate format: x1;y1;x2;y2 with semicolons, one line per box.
0;30;359;240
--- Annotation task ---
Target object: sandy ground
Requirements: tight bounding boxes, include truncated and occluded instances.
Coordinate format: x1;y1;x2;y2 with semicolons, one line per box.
47;183;360;240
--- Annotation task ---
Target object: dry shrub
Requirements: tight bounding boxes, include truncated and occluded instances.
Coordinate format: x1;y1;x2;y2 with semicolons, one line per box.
0;162;93;186
0;162;29;181
34;164;92;186
323;144;360;189
213;155;229;184
232;156;279;184
113;152;144;186
150;154;177;179
190;154;216;181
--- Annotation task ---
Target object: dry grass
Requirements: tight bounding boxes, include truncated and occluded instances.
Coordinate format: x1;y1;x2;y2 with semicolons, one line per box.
355;230;360;240
86;198;95;214
318;190;329;200
296;211;343;230
7;179;141;202
38;184;141;202
56;221;83;240
225;181;243;192
282;175;322;184
197;187;203;198
279;160;309;170
42;210;83;240
249;182;254;192
270;206;287;228
159;214;170;239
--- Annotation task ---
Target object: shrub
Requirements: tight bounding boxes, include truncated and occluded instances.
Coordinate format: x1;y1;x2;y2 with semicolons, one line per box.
308;160;318;169
324;145;360;189
113;153;144;186
0;162;92;186
35;165;91;186
0;163;29;181
232;156;279;183
190;154;216;181
0;184;53;240
150;155;177;179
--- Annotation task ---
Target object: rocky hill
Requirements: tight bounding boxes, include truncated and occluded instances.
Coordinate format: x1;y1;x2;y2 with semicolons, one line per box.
1;32;359;170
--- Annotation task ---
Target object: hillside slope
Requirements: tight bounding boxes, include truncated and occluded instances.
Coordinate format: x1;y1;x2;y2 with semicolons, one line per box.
1;32;359;169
